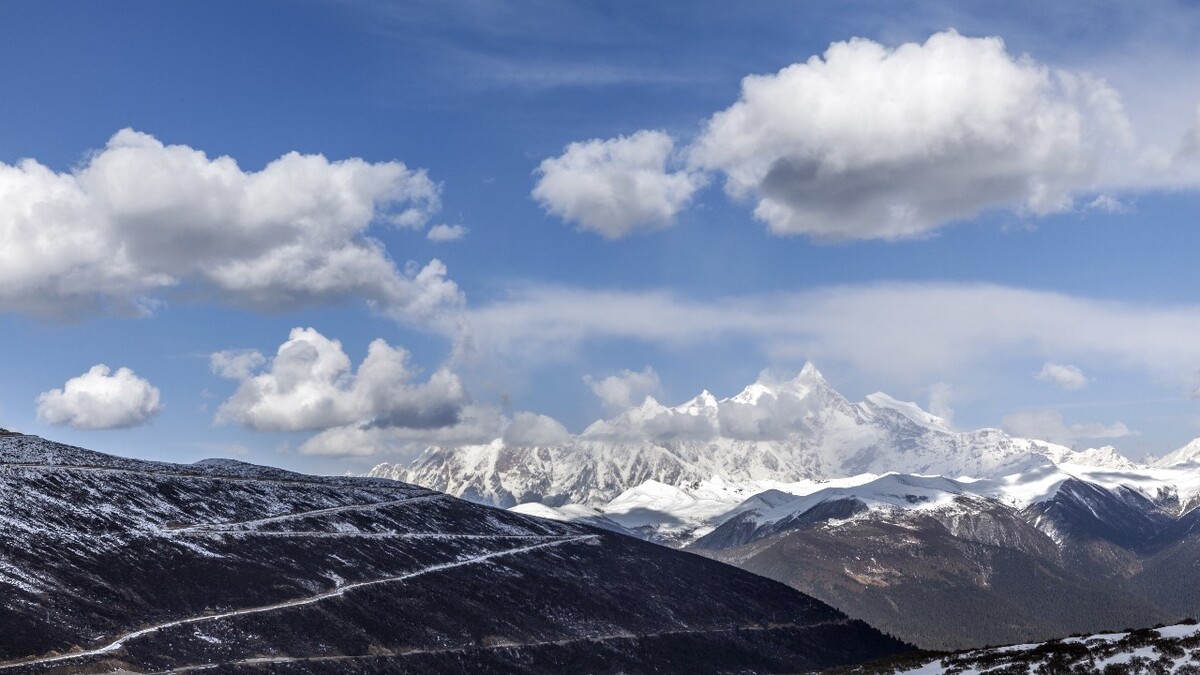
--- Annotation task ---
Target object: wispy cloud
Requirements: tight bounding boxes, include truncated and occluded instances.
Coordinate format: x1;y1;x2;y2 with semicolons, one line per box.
463;282;1200;389
1001;408;1134;446
338;0;714;91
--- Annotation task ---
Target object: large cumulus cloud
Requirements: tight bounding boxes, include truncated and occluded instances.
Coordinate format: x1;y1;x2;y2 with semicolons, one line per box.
214;327;470;432
689;30;1132;240
535;30;1150;241
0;129;461;325
532;130;705;238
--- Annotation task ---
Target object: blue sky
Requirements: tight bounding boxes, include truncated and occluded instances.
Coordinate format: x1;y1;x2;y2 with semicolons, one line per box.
3;0;1200;473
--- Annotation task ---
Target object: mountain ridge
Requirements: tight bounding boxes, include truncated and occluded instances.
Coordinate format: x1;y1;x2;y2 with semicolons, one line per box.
372;364;1151;511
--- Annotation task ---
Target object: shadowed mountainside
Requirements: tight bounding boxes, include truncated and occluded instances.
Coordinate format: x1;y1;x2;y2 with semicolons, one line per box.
0;431;908;673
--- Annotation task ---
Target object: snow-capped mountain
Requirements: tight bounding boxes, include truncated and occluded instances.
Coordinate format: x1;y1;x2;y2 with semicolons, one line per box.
679;455;1200;651
372;363;1125;509
361;365;1200;652
0;429;909;673
1156;436;1200;467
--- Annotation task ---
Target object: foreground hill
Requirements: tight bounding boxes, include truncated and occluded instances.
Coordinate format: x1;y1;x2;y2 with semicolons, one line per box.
0;430;908;673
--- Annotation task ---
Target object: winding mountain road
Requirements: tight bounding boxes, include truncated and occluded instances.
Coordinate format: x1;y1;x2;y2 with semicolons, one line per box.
0;534;597;671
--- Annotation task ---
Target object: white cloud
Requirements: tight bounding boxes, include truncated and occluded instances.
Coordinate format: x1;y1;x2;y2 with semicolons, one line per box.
686;30;1133;240
1002;408;1133;446
0;129;462;326
1084;194;1127;213
215;327;470;432
296;425;390;457
1035;362;1090;390
925;382;955;426
1178;103;1200;160
426;223;468;242
715;387;816;442
36;365;162;430
583;366;661;411
297;404;505;457
502;411;571;446
209;349;267;380
464;282;1200;389
532;130;705;238
583;398;718;443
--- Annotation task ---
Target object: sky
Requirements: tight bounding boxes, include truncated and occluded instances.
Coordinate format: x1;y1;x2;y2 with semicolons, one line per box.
3;0;1200;473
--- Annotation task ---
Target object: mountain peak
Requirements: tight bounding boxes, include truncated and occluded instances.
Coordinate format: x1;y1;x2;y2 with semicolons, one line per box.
730;364;836;405
790;362;839;395
638;394;661;407
797;361;825;381
731;381;777;404
1156;436;1200;467
676;390;719;414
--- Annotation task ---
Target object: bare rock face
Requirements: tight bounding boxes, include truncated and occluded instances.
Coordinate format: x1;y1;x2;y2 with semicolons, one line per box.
0;432;909;673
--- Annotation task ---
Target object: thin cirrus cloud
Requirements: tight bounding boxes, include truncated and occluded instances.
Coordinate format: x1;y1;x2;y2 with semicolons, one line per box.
532;130;706;238
536;30;1152;241
0;129;462;327
464;282;1200;387
36;365;163;430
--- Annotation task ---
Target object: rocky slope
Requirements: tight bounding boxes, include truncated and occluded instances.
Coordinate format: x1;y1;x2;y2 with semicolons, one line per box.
0;429;909;673
686;464;1200;651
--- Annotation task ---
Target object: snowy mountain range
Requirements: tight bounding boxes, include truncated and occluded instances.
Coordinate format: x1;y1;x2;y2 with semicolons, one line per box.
369;365;1200;650
371;364;1145;510
369;363;1190;542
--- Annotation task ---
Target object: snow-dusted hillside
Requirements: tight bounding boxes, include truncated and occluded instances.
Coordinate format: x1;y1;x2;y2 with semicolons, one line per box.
372;364;1125;510
0;430;910;673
